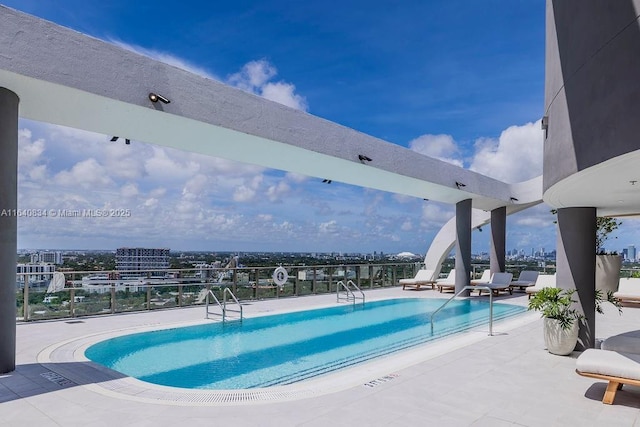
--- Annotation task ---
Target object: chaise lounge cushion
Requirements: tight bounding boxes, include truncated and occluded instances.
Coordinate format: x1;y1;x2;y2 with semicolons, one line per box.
614;278;640;303
577;348;640;382
400;269;436;290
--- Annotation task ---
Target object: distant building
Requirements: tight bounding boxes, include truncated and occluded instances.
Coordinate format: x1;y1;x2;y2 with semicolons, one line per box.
116;247;170;277
629;245;637;262
30;251;63;265
16;263;55;287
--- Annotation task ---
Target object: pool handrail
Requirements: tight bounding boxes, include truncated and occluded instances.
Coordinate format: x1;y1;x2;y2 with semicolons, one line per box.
206;287;243;322
430;285;493;336
336;280;365;305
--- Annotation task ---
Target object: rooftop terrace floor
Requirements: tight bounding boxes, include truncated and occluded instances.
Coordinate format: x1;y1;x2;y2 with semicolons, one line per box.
2;287;640;426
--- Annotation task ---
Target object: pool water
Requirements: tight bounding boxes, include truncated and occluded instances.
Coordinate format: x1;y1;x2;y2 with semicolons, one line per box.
85;298;525;390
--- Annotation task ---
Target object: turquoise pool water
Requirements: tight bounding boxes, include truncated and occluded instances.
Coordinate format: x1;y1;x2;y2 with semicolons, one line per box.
85;298;525;390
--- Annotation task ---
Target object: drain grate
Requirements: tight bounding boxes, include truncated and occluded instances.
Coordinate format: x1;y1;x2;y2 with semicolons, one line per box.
65;320;85;324
363;373;399;388
41;371;75;387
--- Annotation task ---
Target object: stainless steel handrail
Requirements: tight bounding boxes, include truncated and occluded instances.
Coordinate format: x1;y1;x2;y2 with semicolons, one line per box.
223;287;243;321
430;285;493;336
336;280;365;305
206;287;243;322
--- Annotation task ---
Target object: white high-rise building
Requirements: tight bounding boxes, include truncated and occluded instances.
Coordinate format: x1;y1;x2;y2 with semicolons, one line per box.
116;247;170;277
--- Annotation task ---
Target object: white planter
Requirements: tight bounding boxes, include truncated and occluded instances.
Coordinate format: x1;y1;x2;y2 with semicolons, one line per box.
596;254;622;293
543;318;579;355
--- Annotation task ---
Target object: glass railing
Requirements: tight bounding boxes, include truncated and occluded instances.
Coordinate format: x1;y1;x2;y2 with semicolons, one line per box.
15;262;424;322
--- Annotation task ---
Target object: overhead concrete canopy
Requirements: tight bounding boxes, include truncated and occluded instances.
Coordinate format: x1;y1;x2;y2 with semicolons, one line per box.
0;6;540;211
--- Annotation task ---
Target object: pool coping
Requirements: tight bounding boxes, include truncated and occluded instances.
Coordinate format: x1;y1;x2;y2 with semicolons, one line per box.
36;298;540;406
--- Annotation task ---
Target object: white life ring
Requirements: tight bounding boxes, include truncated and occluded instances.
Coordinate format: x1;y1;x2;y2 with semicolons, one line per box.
273;266;288;286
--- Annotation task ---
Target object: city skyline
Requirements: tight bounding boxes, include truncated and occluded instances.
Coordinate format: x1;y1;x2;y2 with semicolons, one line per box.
5;1;639;253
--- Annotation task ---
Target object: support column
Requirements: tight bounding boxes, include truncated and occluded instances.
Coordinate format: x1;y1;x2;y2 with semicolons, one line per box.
0;88;18;373
490;207;506;274
556;207;596;351
455;199;472;293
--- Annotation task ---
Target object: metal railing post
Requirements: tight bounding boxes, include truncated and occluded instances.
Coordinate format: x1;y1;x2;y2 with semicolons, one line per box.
70;287;75;318
110;283;116;314
23;276;29;321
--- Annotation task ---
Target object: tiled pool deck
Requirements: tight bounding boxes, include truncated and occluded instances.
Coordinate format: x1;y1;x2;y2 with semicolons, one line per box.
2;287;640;426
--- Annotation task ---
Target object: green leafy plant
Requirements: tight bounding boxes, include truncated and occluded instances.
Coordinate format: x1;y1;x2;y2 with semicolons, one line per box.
596;217;622;254
528;287;622;330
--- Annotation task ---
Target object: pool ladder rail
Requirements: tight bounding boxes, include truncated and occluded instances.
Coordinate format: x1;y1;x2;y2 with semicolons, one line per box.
430;285;494;336
336;280;365;305
206;287;243;323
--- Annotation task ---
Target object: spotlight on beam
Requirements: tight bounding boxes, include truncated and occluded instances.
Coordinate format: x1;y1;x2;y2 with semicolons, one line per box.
510;197;519;202
322;179;332;184
358;154;372;163
477;227;483;232
110;136;131;145
455;181;466;189
149;92;171;104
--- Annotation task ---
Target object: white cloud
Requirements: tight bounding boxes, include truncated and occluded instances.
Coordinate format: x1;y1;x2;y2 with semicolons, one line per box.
261;82;308;110
266;181;291;202
408;134;463;167
228;59;309;111
319;220;339;235
469;120;543;183
228;60;277;90
420;202;455;230
54;158;114;189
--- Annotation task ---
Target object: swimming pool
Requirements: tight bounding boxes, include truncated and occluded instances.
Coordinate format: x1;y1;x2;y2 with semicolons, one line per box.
85;298;525;390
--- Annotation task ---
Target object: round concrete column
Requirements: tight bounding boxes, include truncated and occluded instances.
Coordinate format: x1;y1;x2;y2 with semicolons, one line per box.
556;207;596;350
490;207;506;274
0;87;18;373
455;199;472;293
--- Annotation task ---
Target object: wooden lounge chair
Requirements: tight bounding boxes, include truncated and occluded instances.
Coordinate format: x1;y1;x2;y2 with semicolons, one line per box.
614;278;640;304
510;270;539;291
400;269;436;290
576;348;640;404
477;272;513;296
470;269;492;286
525;274;556;299
436;269;455;293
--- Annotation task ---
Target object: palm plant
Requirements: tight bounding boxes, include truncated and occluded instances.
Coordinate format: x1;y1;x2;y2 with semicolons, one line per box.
528;287;621;330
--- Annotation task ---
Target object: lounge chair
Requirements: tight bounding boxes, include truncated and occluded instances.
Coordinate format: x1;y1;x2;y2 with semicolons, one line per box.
400;269;436;290
613;278;640;304
470;269;492;286
510;270;539;291
525;274;556;299
436;269;455;292
576;348;640;404
477;272;513;296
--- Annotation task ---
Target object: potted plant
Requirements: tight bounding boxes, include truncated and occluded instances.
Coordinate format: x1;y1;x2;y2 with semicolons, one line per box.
595;216;623;293
528;287;621;355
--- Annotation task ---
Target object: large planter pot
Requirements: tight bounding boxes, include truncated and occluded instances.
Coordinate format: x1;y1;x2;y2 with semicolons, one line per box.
596;254;622;293
543;318;579;355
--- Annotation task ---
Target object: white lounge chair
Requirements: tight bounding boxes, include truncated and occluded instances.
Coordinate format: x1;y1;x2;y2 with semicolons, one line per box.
477;272;513;296
400;269;436;290
436;269;455;292
510;270;539;291
526;274;556;299
613;278;640;304
470;269;492;286
576;348;640;404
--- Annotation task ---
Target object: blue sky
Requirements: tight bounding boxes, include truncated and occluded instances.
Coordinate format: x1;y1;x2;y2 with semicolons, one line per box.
5;1;636;254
